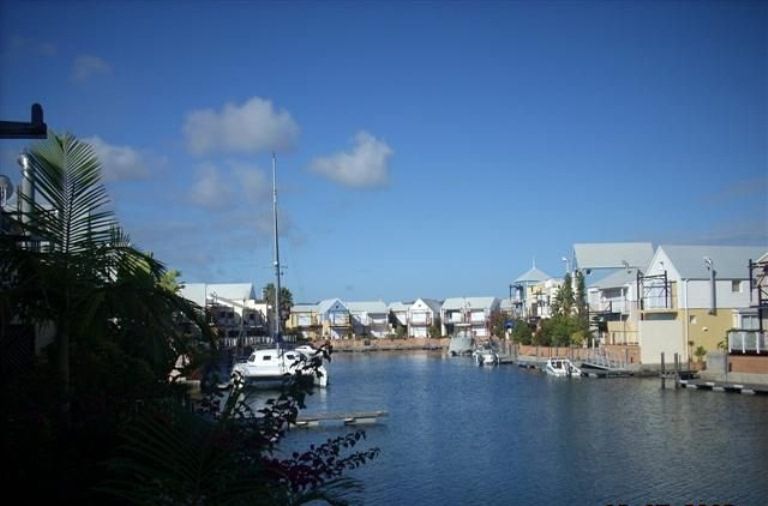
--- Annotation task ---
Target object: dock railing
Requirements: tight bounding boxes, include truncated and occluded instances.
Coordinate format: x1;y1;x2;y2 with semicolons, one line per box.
728;330;766;354
583;347;628;370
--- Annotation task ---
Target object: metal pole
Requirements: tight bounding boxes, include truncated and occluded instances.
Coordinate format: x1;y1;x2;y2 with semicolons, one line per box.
272;153;282;342
661;352;666;389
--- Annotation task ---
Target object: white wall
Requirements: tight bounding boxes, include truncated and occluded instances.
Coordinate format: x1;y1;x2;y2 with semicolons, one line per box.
682;279;752;310
639;319;685;365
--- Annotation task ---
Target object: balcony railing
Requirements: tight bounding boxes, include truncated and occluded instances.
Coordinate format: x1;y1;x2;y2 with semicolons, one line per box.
728;330;766;354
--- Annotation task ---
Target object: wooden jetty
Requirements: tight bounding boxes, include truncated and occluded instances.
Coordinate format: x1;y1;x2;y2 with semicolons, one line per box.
293;410;389;428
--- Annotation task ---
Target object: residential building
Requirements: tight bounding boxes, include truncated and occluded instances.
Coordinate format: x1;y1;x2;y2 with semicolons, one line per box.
287;303;321;340
180;283;269;344
637;245;766;364
511;263;552;319
527;279;563;320
441;297;500;338
347;301;390;338
317;298;352;339
407;298;442;338
587;268;642;345
388;301;411;335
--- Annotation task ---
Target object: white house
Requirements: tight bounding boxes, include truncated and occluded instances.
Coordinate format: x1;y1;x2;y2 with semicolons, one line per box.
441;297;500;338
407;298;442;338
180;283;269;344
317;298;352;339
347;300;390;338
637;245;766;364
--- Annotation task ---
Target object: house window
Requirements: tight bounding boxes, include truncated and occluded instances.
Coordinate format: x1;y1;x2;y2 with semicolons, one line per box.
689;315;697;325
731;280;742;293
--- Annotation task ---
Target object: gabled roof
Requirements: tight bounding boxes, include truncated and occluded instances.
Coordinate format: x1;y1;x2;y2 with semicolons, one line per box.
346;300;388;314
574;242;654;270
181;283;255;307
409;298;442;313
514;266;551;283
317;298;348;314
659;245;767;280
442;297;499;311
589;268;639;289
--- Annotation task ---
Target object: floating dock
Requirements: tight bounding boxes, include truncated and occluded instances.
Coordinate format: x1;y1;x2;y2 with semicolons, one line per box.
679;379;768;396
293;410;389;428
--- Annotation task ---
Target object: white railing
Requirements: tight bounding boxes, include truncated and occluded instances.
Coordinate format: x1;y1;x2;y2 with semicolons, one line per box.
584;347;628;370
728;330;766;354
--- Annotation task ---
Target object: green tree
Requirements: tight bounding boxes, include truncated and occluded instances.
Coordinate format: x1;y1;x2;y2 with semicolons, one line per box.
511;319;533;345
263;282;294;324
428;315;442;338
489;309;507;338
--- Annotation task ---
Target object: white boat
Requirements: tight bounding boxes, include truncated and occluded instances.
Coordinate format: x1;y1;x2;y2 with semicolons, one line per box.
545;357;582;377
231;347;328;387
472;342;499;366
230;155;329;389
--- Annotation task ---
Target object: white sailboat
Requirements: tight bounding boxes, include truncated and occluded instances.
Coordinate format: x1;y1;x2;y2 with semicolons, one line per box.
231;154;328;388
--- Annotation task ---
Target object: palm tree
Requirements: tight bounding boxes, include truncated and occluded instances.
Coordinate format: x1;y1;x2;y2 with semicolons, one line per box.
2;132;211;415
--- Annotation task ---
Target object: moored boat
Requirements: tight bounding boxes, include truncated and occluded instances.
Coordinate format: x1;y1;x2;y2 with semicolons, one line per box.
545;357;582;377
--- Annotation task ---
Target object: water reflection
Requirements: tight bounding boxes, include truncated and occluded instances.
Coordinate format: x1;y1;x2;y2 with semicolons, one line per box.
283;352;768;506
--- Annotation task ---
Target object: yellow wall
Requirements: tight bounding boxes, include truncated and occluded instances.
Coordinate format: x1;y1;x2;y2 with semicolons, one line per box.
684;308;732;354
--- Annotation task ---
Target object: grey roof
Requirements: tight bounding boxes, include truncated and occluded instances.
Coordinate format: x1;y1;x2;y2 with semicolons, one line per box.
514;266;552;283
573;242;654;270
660;245;767;280
317;298;348;314
388;301;411;312
411;298;443;313
346;300;388;314
291;303;318;313
589;268;639;289
442;297;499;311
181;283;255;307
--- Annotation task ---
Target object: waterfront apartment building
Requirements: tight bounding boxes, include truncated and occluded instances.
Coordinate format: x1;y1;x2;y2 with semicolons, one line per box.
347;301;390;338
388;301;411;334
317;298;352;339
286;303;322;340
407;298;442;338
441;297;500;338
637;245;766;364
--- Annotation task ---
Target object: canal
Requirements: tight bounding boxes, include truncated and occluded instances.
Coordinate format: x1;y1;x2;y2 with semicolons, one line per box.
282;351;768;506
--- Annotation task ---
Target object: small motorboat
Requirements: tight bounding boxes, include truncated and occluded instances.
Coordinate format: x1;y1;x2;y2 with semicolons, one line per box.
472;342;499;366
545;357;582;377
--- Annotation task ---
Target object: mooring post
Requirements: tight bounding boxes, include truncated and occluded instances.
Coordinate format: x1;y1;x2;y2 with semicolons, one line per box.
661;352;666;389
674;352;680;389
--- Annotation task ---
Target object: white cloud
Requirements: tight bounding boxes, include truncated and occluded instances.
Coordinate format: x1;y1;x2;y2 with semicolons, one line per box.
309;131;393;188
84;136;155;182
71;55;112;83
189;164;234;210
183;97;299;155
233;164;270;203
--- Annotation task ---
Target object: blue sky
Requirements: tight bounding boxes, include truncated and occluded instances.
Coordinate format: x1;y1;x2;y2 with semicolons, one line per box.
1;0;766;303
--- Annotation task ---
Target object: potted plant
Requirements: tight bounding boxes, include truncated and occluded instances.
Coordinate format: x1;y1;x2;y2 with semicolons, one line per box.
694;345;707;370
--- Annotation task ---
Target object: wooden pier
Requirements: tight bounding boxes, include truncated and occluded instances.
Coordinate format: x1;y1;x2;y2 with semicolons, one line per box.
293;410;389;428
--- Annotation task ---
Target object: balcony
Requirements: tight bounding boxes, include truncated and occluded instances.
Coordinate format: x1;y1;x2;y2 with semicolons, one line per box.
728;330;767;355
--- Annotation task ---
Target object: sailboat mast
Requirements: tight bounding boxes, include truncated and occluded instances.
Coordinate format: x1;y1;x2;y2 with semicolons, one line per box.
272;153;282;341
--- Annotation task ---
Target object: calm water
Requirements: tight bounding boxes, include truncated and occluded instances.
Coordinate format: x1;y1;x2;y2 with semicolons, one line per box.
279;351;768;506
